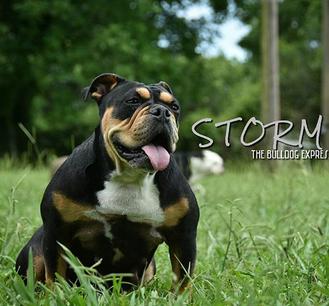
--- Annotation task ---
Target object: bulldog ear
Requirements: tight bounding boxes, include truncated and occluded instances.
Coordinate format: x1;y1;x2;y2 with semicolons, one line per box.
83;73;125;102
157;81;173;94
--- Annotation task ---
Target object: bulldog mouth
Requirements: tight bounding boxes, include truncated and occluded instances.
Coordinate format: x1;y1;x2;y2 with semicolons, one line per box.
141;144;170;171
113;134;171;171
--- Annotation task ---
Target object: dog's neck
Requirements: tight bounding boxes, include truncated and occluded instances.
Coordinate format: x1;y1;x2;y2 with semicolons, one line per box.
109;168;152;185
90;125;115;178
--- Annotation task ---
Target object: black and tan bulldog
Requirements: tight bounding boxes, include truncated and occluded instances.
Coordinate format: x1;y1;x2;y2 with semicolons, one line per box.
16;73;199;292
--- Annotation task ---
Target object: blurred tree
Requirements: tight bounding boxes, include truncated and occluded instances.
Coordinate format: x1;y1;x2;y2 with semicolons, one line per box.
261;0;280;154
0;0;323;159
234;0;322;128
322;0;329;148
0;0;230;157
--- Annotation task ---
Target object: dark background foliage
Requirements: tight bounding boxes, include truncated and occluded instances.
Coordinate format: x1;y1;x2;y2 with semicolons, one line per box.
0;0;323;160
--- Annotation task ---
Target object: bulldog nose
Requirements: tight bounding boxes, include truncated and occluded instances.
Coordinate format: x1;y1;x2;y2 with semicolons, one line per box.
149;105;171;122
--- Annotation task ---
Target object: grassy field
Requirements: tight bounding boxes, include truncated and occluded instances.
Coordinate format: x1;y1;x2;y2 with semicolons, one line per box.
1;162;329;305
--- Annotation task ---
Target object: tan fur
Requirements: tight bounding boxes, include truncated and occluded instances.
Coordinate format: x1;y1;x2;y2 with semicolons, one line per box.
53;192;93;223
163;198;189;227
56;255;67;278
91;92;103;100
178;281;191;294
142;259;156;284
45;266;54;286
101;107;124;136
159;91;174;104
34;255;45;282
100;107;130;171
169;247;191;293
44;254;67;285
169;247;181;284
113;106;151;148
136;87;151;100
101;105;151;170
109;80;118;90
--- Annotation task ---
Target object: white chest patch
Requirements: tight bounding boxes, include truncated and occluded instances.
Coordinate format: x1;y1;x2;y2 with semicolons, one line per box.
96;172;164;226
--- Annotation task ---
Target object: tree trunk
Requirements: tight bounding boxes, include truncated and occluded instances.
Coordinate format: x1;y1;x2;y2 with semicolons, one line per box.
322;0;329;149
261;0;280;146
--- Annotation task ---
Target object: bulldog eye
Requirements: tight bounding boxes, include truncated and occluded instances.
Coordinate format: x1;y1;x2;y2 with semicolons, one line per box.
126;97;141;105
171;103;179;111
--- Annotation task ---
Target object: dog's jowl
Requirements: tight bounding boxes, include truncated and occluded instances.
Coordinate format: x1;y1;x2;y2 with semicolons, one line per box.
16;73;199;292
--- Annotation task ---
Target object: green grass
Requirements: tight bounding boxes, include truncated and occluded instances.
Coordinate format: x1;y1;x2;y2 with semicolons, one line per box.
1;162;329;305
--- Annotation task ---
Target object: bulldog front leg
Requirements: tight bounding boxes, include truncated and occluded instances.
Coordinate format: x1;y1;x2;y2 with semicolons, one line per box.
42;229;67;285
166;229;197;293
41;198;68;285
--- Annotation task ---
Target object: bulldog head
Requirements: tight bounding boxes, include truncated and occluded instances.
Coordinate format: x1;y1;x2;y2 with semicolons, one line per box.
84;73;180;172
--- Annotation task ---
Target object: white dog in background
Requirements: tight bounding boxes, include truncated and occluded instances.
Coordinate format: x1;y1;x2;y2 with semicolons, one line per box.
174;149;224;186
189;150;224;183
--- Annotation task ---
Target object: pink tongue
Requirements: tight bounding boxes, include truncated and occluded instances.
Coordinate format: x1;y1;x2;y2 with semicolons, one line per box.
142;144;170;171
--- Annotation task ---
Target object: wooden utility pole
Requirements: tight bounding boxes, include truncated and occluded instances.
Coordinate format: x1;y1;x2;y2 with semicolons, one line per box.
322;0;329;149
261;0;280;143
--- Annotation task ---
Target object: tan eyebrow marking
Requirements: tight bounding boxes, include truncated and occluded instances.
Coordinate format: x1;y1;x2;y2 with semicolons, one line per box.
136;87;151;100
91;92;103;100
159;91;174;104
